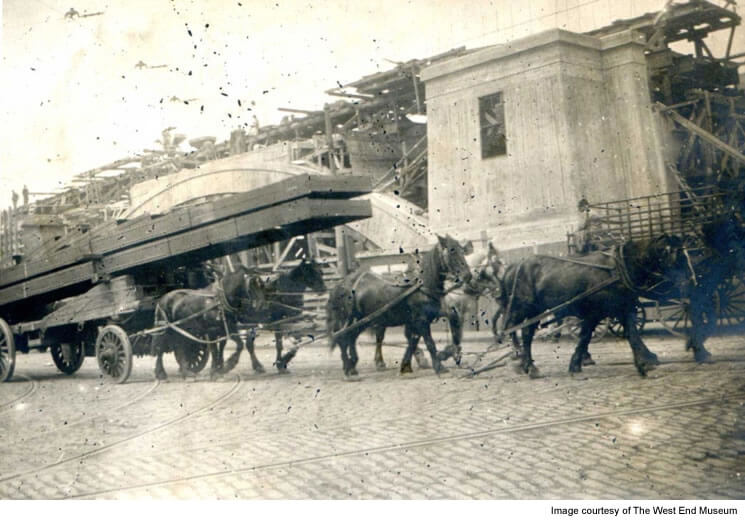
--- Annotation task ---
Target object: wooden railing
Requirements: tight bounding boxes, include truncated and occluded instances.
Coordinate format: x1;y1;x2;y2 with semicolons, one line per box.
568;187;729;253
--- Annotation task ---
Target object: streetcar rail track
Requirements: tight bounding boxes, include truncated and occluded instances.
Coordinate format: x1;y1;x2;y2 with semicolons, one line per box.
66;390;745;499
0;375;242;484
3;379;162;447
0;374;38;414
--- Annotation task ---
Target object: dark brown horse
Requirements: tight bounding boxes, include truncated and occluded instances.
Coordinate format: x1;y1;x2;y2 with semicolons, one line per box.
228;258;327;374
326;235;471;378
494;235;689;377
683;216;745;362
150;265;266;380
371;241;502;370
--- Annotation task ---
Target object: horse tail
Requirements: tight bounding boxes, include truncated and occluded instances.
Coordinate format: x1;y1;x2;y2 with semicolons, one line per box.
325;281;355;351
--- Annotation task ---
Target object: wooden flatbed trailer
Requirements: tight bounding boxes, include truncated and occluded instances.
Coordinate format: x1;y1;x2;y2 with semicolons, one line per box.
0;175;372;383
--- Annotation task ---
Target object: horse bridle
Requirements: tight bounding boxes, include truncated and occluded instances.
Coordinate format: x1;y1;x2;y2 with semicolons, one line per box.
614;240;694;297
437;242;469;293
217;272;266;316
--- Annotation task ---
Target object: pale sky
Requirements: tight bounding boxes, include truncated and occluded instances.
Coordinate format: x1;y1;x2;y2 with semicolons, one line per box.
1;0;743;209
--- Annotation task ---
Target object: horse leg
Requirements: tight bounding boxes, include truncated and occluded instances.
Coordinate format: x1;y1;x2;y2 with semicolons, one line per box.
421;324;448;375
244;330;265;374
443;309;463;365
624;310;659;376
510;332;522;360
222;331;246;374
154;346;168;381
209;342;223;381
581;349;596;366
216;341;225;370
687;289;714;363
274;332;287;373
413;334;429;369
277;333;300;373
516;323;539;378
338;333;360;379
400;324;417;374
373;326;386;370
348;333;360;377
569;318;599;374
175;343;196;380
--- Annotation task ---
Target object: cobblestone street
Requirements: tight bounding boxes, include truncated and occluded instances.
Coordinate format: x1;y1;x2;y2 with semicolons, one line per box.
1;327;744;499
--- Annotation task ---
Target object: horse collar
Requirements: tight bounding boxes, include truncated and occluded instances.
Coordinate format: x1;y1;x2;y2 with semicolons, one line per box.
217;279;241;315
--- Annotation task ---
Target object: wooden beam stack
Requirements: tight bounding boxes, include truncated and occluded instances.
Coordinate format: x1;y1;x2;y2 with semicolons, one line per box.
0;175;372;313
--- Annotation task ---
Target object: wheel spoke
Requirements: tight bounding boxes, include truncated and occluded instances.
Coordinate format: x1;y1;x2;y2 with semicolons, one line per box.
96;325;132;384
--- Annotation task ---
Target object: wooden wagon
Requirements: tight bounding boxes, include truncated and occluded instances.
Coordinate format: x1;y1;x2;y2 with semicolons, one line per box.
0;176;372;384
567;185;745;336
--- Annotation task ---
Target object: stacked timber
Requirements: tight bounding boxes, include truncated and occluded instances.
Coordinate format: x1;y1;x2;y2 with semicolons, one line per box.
0;175;372;319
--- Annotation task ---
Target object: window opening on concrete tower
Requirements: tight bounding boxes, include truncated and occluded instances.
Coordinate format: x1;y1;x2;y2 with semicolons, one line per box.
479;92;506;159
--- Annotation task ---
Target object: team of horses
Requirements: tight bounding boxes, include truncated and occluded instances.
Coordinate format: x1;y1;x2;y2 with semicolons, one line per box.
151;216;742;381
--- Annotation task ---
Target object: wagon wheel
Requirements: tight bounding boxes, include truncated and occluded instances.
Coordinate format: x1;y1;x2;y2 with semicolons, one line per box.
656;298;690;337
183;344;209;373
566;317;609;341
608;305;647;337
716;276;745;327
95;325;133;384
50;342;85;375
0;318;15;382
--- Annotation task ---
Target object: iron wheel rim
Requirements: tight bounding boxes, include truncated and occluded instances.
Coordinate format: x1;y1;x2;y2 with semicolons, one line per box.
0;318;15;382
96;325;132;384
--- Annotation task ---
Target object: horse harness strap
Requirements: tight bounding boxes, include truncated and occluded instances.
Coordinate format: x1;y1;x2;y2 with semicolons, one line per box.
152;298;233;345
331;281;423;341
499;274;621;338
614;244;637;292
162;318;233;345
217;278;241;315
502;261;525;332
539;254;615;271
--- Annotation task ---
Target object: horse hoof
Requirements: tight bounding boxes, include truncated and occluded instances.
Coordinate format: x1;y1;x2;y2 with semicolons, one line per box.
400;363;413;374
636;360;657;376
437;345;455;362
277;366;290;375
694;349;713;364
254;365;266;374
344;373;361;382
375;362;387;371
528;366;541;379
155;372;168;381
568;363;582;374
581;354;596;366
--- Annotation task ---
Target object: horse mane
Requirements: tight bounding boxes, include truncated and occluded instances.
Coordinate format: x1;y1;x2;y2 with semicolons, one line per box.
406;246;445;294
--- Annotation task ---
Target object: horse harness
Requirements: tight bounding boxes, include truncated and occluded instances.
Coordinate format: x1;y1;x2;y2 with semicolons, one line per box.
152;283;245;346
497;245;674;338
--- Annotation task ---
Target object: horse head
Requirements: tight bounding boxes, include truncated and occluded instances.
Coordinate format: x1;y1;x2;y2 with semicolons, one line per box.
226;265;267;313
702;216;745;272
294;257;327;292
436;234;472;286
636;234;692;293
464;242;503;298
